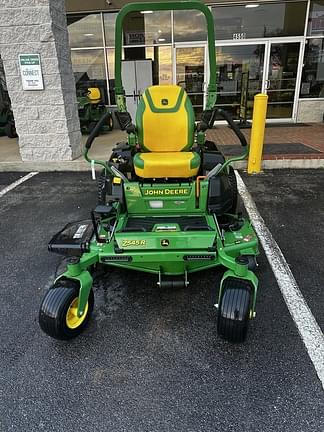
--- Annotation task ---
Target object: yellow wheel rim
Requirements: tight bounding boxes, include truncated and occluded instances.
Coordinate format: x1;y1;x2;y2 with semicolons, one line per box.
66;298;88;329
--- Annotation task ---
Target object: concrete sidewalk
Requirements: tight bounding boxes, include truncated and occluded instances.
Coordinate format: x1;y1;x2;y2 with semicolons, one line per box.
0;123;324;171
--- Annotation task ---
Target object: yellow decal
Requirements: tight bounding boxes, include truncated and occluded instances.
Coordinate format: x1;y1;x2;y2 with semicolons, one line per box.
122;240;146;247
144;188;190;196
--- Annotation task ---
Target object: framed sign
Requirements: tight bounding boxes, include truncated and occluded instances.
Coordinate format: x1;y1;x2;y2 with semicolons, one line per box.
19;54;44;90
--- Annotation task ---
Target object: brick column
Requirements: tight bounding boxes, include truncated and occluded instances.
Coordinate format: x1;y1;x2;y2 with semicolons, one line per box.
0;0;81;161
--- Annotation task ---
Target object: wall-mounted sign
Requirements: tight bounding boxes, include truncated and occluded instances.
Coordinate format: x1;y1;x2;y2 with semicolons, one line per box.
19;54;44;90
125;32;145;45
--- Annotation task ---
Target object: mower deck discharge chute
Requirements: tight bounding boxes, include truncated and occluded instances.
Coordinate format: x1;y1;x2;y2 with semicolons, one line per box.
39;0;260;343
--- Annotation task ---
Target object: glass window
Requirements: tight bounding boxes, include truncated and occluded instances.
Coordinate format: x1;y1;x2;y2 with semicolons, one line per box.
71;49;108;104
173;10;207;42
107;49;116;104
67;14;103;48
122;11;171;45
307;1;324;36
104;12;117;46
212;2;307;40
122;46;172;85
300;39;324;98
215;45;264;120
176;47;205;117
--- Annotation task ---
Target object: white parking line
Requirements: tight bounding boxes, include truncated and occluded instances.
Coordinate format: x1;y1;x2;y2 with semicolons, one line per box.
0;172;39;198
236;171;324;390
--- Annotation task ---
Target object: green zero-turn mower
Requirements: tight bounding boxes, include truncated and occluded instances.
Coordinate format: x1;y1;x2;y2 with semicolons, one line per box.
77;86;114;134
39;0;260;343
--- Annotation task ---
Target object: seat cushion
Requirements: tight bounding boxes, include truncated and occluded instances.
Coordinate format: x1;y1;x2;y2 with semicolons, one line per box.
133;152;200;178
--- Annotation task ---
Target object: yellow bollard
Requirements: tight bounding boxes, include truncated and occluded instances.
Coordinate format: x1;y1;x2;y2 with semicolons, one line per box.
248;93;268;174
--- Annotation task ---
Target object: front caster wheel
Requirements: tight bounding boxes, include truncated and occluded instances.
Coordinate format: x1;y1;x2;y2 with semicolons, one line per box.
217;277;253;343
39;282;94;340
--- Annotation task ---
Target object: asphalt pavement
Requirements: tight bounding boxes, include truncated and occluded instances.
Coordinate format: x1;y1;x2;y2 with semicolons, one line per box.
0;171;323;432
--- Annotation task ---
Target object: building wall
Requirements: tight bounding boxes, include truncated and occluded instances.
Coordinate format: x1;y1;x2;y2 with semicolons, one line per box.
297;99;324;122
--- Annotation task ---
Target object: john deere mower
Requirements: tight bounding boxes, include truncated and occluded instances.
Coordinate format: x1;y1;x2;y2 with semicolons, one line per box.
39;0;259;343
77;86;114;134
0;79;17;138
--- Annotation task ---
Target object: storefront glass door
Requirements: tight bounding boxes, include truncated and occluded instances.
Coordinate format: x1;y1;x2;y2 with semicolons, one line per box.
175;40;302;121
175;46;206;117
214;43;265;120
263;41;302;120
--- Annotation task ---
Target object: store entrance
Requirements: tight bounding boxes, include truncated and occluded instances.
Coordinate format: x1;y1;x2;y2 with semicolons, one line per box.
263;40;302;120
212;39;302;122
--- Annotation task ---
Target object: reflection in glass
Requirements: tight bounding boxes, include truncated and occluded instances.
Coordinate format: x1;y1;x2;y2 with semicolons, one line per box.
67;14;103;48
145;47;172;85
215;45;264;120
176;47;205;116
122;11;171;45
212;2;307;40
300;39;324;98
173;10;207;42
107;49;116;104
71;49;108;104
267;43;300;118
104;13;117;46
307;1;324;36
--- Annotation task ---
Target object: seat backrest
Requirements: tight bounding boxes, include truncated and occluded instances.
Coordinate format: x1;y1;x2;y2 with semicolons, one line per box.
136;85;195;152
87;87;101;104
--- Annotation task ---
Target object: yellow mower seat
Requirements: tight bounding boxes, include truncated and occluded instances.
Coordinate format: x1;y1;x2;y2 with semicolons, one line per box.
134;85;199;178
87;87;101;104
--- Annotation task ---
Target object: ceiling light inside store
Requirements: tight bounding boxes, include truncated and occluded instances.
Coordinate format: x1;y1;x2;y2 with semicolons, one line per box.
84;33;94;36
158;38;166;42
245;4;259;8
141;10;153;14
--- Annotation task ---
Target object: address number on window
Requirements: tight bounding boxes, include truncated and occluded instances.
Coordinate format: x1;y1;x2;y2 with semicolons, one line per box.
232;32;246;40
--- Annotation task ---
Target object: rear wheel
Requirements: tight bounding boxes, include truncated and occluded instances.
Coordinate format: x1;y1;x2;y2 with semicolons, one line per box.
5;122;17;138
39;281;94;340
217;277;253;343
228;166;238;213
107;113;114;131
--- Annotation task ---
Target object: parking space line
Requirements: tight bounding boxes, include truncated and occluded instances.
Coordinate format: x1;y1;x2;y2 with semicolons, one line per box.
0;172;39;198
236;171;324;390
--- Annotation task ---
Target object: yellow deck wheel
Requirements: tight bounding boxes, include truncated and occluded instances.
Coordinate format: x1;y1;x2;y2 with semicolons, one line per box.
66;298;89;329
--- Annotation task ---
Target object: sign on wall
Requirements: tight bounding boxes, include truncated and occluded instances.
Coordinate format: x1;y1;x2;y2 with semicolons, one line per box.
19;54;44;90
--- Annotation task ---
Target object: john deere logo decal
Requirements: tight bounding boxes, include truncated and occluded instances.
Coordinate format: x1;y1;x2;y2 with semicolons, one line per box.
144;188;190;196
161;239;169;247
161;98;168;105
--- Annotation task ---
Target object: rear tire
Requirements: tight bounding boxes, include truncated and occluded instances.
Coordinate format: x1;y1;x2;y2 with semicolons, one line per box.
228;166;238;213
97;170;113;205
5;122;17;138
39;281;94;340
217;277;252;343
107;113;114;131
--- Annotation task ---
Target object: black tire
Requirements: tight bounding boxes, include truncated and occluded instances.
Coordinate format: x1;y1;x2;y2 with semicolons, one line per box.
88;121;97;135
39;281;94;340
97;170;113;205
97;170;107;205
245;255;258;271
5;122;17;138
107;113;114;131
217;277;252;343
228;166;238;214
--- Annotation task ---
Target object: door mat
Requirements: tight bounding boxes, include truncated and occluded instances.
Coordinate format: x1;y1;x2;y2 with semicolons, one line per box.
218;143;322;156
264;123;311;128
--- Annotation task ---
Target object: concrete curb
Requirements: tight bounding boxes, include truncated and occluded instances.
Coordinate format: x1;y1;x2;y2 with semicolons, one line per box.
0;158;323;172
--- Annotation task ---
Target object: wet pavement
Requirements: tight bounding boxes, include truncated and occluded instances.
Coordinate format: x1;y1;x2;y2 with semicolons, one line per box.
0;171;323;432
